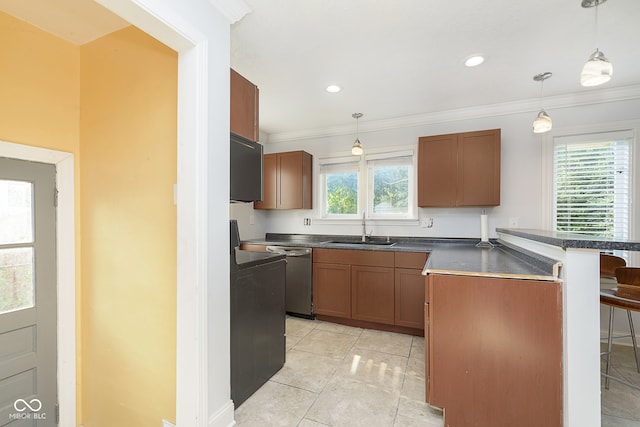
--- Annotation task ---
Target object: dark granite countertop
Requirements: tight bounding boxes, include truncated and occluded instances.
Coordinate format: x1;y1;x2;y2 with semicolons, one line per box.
242;234;560;281
497;228;640;251
422;243;560;280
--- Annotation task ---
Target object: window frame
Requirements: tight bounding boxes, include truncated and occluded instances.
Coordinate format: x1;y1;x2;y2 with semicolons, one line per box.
552;134;632;240
317;146;418;222
540;125;639;269
317;156;361;220
365;150;415;220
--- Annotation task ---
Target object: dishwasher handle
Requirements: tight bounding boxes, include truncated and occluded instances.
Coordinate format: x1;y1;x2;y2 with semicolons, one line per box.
266;246;312;257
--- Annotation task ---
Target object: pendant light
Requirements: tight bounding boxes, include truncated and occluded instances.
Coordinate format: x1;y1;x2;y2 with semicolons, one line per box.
580;0;612;87
532;72;553;134
351;113;364;155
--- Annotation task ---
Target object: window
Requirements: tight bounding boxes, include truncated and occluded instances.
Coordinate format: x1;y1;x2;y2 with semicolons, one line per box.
367;152;414;218
553;131;632;239
318;149;415;220
320;158;360;217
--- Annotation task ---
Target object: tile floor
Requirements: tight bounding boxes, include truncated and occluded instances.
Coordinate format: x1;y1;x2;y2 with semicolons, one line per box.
234;316;640;427
601;343;640;426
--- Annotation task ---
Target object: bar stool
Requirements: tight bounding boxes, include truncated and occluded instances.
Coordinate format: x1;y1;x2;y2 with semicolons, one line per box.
600;266;640;390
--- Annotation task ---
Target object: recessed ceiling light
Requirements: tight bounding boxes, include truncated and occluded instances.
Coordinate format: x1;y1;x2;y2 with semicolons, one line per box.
326;84;341;93
464;55;485;67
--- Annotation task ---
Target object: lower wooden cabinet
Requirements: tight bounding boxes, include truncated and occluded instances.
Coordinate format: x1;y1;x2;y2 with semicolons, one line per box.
312;262;351;318
394;268;426;328
351;265;394;325
313;249;428;332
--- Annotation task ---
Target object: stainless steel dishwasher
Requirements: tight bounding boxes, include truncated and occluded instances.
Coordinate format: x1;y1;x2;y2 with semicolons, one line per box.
266;246;313;318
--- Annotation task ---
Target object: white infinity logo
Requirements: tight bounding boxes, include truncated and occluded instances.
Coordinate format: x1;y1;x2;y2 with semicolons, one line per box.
14;398;42;412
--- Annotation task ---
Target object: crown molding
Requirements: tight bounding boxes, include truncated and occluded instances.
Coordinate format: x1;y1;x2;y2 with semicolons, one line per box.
208;0;251;24
266;84;640;143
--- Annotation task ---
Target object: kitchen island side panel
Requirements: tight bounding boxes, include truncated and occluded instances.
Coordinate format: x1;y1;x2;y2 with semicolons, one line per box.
428;274;562;427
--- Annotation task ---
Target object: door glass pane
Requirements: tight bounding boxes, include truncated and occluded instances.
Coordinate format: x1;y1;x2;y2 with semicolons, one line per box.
0;248;34;314
0;180;33;244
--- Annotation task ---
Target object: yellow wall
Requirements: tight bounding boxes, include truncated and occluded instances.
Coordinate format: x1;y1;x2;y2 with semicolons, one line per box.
0;12;80;149
1;12;178;426
80;27;178;426
0;10;84;419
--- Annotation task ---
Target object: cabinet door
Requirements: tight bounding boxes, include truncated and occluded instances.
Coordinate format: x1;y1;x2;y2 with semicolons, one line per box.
351;265;394;325
230;69;259;142
313;263;351;318
458;129;500;206
418;133;458;207
278;151;304;209
254;153;276;209
394;268;425;329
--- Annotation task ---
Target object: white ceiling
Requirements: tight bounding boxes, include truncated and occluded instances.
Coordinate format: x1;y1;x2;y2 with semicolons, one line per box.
231;0;640;139
2;0;639;141
0;0;128;44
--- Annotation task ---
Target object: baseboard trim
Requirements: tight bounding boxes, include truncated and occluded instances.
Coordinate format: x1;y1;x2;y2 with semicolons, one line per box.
315;315;423;336
208;400;235;427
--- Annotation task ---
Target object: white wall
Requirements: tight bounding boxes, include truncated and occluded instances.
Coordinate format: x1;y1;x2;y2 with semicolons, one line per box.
236;92;640;243
229;90;640;345
100;0;238;425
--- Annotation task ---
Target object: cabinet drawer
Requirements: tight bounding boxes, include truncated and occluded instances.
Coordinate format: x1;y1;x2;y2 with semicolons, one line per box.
395;251;429;269
313;248;394;267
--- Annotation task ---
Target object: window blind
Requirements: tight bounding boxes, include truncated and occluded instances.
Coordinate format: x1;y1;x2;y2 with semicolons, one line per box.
553;136;631;239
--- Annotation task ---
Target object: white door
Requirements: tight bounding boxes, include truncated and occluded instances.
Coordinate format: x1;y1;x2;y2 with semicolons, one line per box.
0;157;57;426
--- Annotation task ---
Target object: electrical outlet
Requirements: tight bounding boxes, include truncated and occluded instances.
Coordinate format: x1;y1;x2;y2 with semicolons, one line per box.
249;214;254;225
420;218;434;228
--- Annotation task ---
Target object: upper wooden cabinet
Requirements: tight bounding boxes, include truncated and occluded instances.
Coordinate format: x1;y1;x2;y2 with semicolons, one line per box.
255;150;313;210
230;69;259;142
418;129;500;207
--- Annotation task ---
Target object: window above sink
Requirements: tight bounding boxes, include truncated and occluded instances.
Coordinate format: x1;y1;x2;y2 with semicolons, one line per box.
317;146;417;222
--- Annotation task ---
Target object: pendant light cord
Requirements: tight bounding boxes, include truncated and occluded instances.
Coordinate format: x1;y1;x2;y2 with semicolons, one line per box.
594;3;600;50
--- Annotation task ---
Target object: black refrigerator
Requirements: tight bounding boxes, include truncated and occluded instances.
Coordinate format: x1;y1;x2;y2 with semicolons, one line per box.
229;220;286;407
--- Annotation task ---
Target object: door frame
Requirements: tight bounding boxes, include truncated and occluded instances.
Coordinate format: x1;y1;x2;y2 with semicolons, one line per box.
0;141;75;425
3;0;239;425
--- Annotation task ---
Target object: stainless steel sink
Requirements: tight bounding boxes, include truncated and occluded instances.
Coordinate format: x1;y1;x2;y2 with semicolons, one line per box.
326;240;397;246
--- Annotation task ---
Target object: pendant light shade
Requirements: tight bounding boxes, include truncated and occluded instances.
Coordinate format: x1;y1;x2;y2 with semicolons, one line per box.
532;72;553;134
581;49;613;87
351;113;364;155
533;110;553;134
581;0;612;87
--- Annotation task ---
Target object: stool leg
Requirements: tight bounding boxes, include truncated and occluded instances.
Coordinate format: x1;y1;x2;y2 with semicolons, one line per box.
605;306;615;390
626;310;640;373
